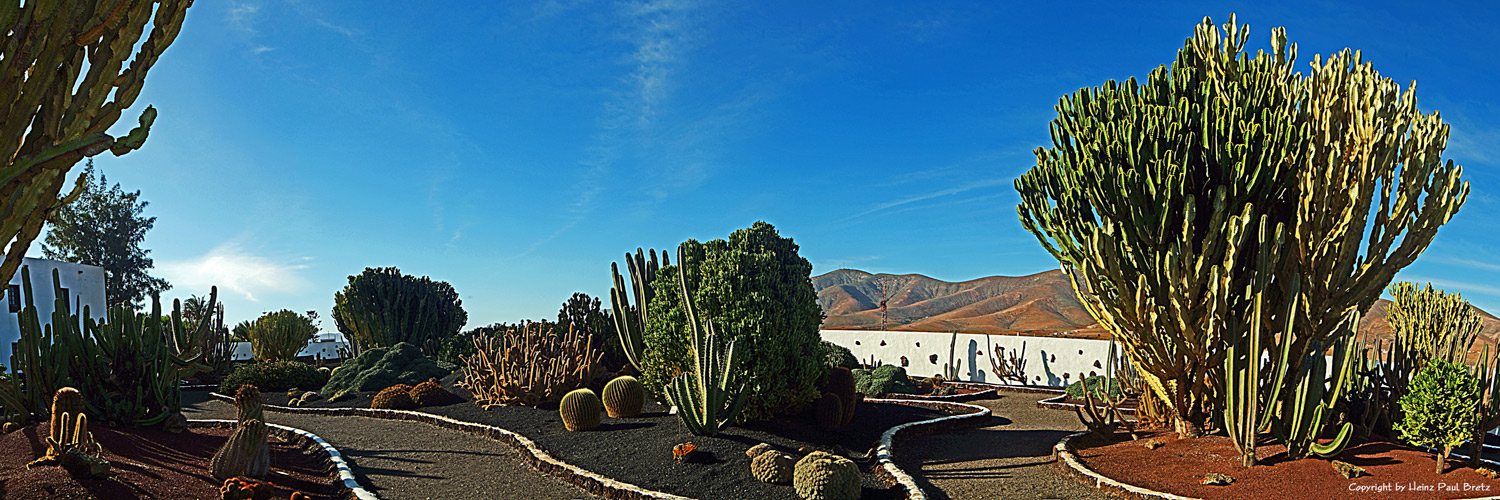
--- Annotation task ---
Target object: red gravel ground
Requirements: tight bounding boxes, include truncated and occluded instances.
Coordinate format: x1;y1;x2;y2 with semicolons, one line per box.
0;421;339;500
1075;431;1500;500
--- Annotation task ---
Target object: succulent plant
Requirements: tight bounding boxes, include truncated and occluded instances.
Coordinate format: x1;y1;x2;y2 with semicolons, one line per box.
219;476;275;500
815;393;843;430
752;450;795;484
794;451;861;500
826;368;857;427
559;388;602;431
372;384;418;410
409;379;458;407
602;375;644;418
746;442;775;458
235;385;264;423
672;442;698;463
212;419;270;479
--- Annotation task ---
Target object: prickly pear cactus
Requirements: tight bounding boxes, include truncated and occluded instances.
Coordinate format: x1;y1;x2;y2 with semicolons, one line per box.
372;384;418;410
815;392;844;429
602;375;644;418
794;451;861;500
559;388;602;431
752;450;795;484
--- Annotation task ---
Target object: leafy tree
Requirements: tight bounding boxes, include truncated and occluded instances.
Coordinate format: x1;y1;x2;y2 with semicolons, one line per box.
247;310;316;362
1396;360;1478;474
41;161;170;307
641;221;827;422
1;0;194;288
332;267;468;357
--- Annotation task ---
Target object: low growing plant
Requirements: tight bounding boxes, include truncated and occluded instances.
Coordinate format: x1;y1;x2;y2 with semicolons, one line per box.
1396;359;1479;474
851;365;916;397
219;361;328;394
1065;376;1123;401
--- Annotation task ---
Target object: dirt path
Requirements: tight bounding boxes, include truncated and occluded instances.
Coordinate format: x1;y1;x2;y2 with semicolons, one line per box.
893;391;1115;500
182;392;602;500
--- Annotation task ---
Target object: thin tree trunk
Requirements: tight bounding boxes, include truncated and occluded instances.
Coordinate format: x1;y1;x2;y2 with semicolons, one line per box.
1439;446;1451;475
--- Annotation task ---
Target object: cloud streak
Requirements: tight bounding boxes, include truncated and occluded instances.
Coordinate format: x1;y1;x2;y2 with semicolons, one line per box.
157;244;312;302
836;178;1011;223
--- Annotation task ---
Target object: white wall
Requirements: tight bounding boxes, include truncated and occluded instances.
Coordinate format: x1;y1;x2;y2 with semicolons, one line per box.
820;329;1118;388
228;333;350;362
1;258;108;368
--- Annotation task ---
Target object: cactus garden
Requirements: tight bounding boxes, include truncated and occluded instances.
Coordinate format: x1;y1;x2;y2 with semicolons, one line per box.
4;1;1497;499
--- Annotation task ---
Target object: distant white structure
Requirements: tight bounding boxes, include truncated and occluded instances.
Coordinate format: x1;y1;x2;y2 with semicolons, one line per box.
1;258;108;368
820;329;1117;388
228;331;350;365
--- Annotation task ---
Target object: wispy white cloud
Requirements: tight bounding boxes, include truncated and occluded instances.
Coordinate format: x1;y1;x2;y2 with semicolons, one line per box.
836;178;1011;223
1400;275;1500;298
228;2;261;32
158;244;312;302
250;46;274;55
1426;255;1500;273
314;18;359;38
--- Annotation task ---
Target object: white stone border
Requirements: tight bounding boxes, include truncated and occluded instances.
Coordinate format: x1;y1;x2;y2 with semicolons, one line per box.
1053;431;1202;500
865;398;993;500
210;393;693;500
189;418;377;500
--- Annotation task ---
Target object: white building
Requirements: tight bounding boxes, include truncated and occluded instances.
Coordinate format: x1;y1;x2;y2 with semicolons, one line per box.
227;332;351;364
1;258;108;368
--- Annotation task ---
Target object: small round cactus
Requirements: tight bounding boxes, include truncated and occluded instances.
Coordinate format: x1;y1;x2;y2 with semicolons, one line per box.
794;451;861;500
559;388;602;431
601;375;644;418
752;450;795;484
234;385;264;423
372;384;418;410
746;442;775;458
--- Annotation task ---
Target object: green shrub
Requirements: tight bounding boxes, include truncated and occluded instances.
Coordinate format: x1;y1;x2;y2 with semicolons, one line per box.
639;222;828;421
822;341;860;370
1396;359;1478;469
1065;376;1123;401
333;267;467;357
320;342;452;396
219;361;328;394
246;310;316;362
852;365;917;397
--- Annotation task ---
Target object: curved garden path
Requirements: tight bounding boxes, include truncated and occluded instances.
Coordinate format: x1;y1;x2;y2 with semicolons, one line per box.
893;391;1115;500
181;392;602;500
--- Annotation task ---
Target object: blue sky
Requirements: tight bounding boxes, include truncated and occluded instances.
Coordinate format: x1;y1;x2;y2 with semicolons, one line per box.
35;1;1500;330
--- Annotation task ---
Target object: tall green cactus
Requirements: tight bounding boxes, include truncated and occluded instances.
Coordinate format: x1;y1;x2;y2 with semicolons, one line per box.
1222;229;1298;466
332;267;468;357
1016;14;1469;439
1470;345;1500;467
663;244;749;436
1386;282;1482;383
1;0;194;289
609;248;667;373
1268;311;1362;461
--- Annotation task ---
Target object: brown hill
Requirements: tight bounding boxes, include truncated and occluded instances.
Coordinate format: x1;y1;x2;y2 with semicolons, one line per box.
816;269;1500;352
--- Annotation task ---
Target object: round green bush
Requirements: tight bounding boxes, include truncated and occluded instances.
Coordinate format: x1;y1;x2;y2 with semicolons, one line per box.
851;365;916;397
320;342;451;396
821;341;859;370
1396;359;1478;454
1065;376;1123;401
639;222;829;422
219;361;328;394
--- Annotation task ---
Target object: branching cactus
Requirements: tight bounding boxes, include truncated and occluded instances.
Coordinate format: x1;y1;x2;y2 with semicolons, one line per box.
610;248;667;373
664;244;750;436
1269;311;1362;461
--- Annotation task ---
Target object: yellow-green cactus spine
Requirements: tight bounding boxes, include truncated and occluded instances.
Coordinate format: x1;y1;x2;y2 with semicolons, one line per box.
602;375;644;418
559;388;602;431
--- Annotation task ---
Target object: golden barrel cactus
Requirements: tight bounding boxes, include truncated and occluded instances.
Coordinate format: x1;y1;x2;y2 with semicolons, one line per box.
559;388;602;431
752;450;795;484
794;451;861;500
602;375;644;418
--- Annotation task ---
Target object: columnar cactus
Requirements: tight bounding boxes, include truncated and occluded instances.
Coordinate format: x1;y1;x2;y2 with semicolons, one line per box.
793;451;861;500
815;393;843;430
212;419;270;479
235;385;264;423
826;368;857;427
602;375;644;418
610;248;668;373
459;322;603;406
559;388;602;431
663;244;750;436
752;450;795;484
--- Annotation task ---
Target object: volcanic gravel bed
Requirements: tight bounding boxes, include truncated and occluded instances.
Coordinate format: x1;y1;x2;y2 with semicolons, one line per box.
270;373;961;500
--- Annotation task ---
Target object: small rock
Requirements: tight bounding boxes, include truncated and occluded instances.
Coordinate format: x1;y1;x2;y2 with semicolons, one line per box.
300;391;324;403
1142;439;1164;450
746;443;775;458
1201;473;1233;486
162;413;188;433
1332;460;1366;479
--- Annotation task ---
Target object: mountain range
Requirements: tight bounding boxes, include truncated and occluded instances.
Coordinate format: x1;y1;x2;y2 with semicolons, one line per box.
814;268;1500;353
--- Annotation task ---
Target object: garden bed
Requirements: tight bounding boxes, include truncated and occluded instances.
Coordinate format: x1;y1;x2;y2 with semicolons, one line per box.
1037;394;1140;418
0;419;342;500
256;373;989;499
1061;430;1500;500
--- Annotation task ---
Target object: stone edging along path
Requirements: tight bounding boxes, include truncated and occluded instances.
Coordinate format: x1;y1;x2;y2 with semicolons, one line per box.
211;393;991;500
188;418;377;500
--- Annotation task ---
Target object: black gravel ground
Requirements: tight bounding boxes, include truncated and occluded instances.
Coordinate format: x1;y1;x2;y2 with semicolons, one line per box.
261;373;961;500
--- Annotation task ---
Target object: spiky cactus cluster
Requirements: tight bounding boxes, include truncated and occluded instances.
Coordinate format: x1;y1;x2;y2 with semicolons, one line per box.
793;451;861;500
602;375;644;418
212;419;270;479
409;379;458;407
752;450;795;484
559;388;602;431
219;476;275;500
372;384;418;410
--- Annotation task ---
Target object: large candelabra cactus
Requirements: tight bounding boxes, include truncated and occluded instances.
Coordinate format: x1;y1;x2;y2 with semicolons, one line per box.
664;244;750;436
1;0;194;288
